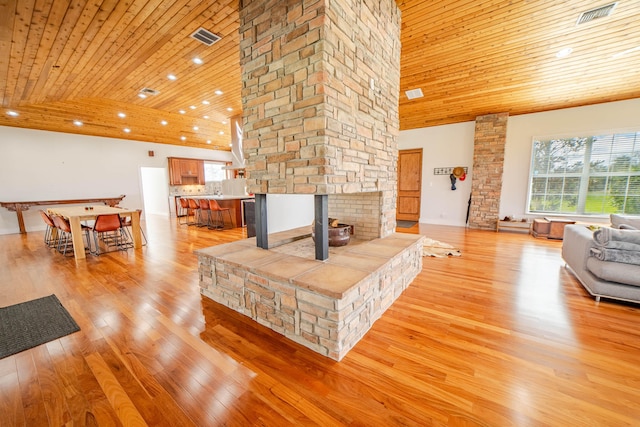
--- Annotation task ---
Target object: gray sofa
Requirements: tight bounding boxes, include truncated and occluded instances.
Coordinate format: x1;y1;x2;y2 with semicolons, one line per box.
562;223;640;303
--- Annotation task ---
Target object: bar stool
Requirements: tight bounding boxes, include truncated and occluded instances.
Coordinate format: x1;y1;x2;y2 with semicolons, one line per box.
208;199;233;230
178;197;190;225
187;198;200;226
198;199;211;227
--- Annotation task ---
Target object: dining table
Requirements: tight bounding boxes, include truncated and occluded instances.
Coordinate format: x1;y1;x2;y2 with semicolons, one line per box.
47;205;142;261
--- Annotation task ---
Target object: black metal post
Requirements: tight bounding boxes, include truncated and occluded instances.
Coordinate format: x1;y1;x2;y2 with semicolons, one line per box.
255;194;268;249
314;194;328;261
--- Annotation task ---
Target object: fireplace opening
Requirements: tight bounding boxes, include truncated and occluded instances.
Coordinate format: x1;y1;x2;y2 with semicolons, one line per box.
254;192;383;261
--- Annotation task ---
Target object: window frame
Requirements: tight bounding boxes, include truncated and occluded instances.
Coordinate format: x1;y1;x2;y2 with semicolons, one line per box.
526;128;640;217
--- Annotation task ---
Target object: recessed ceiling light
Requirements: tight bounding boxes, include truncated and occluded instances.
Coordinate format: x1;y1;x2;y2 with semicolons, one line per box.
556;47;573;58
193;57;203;65
206;140;211;144
138;93;147;99
405;88;424;99
181;136;186;141
189;105;196;110
117;112;126;118
124;128;131;133
219;131;224;135
179;110;186;114
226;107;233;111
167;74;177;80
161;120;168;125
202;100;210;105
6;110;19;117
228;143;233;147
73;120;83;126
214;90;223;95
193;126;199;131
222;120;227;125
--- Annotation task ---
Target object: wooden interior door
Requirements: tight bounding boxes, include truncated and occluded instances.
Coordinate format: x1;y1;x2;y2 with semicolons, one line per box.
397;148;423;221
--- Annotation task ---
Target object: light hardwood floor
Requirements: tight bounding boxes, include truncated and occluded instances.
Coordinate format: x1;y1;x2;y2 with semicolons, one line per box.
1;216;639;426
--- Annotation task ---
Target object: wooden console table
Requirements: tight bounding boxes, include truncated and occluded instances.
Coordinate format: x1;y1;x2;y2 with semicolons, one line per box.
0;195;126;234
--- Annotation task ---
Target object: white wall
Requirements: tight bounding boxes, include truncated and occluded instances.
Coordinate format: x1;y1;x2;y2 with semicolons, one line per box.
0;126;232;235
399;98;640;226
266;194;315;234
398;122;475;225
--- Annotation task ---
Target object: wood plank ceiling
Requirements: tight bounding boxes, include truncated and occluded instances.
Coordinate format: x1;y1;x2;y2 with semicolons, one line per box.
0;0;639;150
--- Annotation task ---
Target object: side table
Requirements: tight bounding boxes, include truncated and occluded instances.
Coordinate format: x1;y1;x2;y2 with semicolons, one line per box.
546;217;576;239
532;218;550;238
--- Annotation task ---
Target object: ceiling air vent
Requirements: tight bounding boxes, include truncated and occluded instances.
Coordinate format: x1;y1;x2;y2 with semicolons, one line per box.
190;27;221;46
405;88;424;100
140;87;160;96
576;2;617;25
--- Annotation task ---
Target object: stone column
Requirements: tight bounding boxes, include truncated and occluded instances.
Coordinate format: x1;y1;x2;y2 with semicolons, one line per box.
468;113;509;230
239;0;401;239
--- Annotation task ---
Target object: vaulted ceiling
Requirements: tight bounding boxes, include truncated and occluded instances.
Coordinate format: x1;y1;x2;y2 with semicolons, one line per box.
1;0;639;150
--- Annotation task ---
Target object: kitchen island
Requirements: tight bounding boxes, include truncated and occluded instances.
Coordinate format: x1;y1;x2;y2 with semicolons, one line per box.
187;195;254;228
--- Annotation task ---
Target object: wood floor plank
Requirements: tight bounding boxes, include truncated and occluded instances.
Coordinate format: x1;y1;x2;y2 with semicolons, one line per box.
0;366;26;427
0;217;639;426
84;350;148;427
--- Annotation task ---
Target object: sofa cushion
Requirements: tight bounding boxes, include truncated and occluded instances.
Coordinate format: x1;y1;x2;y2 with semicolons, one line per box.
586;257;640;287
610;214;640;230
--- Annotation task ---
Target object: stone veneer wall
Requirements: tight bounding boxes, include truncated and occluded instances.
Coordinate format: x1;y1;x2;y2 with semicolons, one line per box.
198;235;424;361
328;193;381;240
239;0;401;238
468;113;509;229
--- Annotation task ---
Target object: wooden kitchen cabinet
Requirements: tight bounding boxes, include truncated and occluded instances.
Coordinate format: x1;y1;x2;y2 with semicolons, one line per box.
168;157;205;185
169;158;183;185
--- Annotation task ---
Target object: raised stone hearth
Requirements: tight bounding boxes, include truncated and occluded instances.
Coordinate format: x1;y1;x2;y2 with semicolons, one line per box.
197;229;424;361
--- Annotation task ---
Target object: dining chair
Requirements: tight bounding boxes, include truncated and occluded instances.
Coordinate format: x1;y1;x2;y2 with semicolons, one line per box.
51;214;91;256
39;210;57;248
208;199;233;230
90;214;129;255
120;209;147;245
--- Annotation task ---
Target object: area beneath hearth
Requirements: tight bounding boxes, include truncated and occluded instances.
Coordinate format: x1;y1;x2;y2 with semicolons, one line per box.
196;229;424;360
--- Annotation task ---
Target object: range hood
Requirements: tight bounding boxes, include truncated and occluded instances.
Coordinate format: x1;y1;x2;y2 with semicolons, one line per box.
223;117;246;170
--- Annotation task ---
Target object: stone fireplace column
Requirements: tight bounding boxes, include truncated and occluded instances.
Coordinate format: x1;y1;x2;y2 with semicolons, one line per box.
239;0;402;246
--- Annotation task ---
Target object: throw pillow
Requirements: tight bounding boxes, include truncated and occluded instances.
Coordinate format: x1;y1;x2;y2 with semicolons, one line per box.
610;214;640;230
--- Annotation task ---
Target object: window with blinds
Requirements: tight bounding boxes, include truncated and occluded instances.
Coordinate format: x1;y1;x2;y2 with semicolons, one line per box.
528;131;640;215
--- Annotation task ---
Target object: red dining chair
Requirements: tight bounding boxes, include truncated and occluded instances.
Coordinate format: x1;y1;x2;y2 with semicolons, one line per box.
208;199;233;230
50;214;91;256
90;214;128;255
39;210;57;248
120;209;147;246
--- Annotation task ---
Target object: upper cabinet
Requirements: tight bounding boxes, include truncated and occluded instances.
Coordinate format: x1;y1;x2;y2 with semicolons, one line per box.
168;157;205;185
